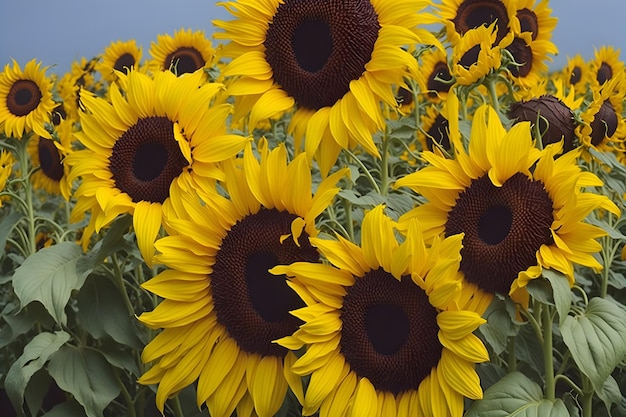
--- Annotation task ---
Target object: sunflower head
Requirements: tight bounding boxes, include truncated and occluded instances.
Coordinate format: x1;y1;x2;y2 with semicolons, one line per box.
440;0;518;46
503;31;558;90
96;39;143;82
273;205;488;416
148;28;216;76
417;47;454;102
590;45;625;90
451;22;507;86
0;59;56;139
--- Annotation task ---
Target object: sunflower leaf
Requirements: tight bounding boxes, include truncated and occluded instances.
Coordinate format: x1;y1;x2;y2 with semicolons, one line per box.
560;297;626;391
12;242;87;326
0;210;22;260
465;372;569;417
77;275;143;349
48;345;120;417
4;330;70;417
533;269;573;325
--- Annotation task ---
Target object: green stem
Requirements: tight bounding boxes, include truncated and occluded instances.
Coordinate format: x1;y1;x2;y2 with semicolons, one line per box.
112;253;135;316
380;127;390;197
15;139;37;256
581;376;594;417
114;368;137;417
554;374;583;397
507;336;517;372
600;235;619;298
171;395;185;417
343;149;381;194
542;305;555;400
487;77;502;119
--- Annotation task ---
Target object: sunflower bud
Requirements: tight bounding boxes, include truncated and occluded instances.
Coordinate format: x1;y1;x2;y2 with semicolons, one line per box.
508;95;576;152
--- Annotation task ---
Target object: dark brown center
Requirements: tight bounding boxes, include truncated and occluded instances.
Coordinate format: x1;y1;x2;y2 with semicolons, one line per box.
570;66;582;85
340;269;441;394
458;44;481;69
426;61;453;97
596;62;613;85
506;37;533;78
452;0;510;43
7;79;42;117
109;116;189;203
38;137;64;182
590;100;618;146
445;173;554;295
425;113;451;152
114;53;136;73
211;208;318;357
165;47;205;75
516;8;539;40
264;0;380;110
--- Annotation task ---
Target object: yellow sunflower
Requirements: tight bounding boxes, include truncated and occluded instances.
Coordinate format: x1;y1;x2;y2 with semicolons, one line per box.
66;69;249;264
417;47;454;102
148;28;216;76
395;104;619;314
451;22;510;86
511;0;557;43
0;59;55;139
589;45;625;90
272;205;488;417
0;150;14;207
558;54;591;97
27;118;73;199
418;103;452;153
503;31;557;91
137;140;348;416
576;77;626;157
96;39;143;82
439;0;518;46
213;0;441;176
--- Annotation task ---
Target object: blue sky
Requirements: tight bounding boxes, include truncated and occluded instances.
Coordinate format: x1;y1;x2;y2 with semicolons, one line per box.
1;0;625;75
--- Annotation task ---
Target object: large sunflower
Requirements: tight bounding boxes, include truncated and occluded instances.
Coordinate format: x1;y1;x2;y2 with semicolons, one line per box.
66;69;249;263
0;59;55;139
395;104;619;314
213;0;440;175
137;141;347;416
96;39;143;82
272;205;488;417
148;28;216;76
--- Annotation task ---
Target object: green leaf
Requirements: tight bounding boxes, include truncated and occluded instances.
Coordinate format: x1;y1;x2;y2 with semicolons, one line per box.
479;295;519;354
0;302;55;349
76;214;133;276
48;345;121;417
12;242;86;325
41;400;88;417
5;330;70;416
560;297;626;391
77;275;143;349
465;372;570;417
544;269;573;325
0;211;22;258
596;375;622;415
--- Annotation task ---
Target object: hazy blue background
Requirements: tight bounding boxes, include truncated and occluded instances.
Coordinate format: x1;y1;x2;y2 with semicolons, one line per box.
1;0;625;75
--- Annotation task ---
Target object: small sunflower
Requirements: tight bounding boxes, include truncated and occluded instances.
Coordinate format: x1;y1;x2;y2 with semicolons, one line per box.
589;45;625;90
137;141;347;416
272;205;488;417
417;47;454;102
148;28;216;76
451;23;509;86
439;0;518;46
419;103;452;153
66;69;248;263
27;120;73;199
395;104;619;313
96;39;143;82
0;150;14;207
213;0;441;175
503;31;557;90
511;0;557;43
557;54;591;97
0;59;55;139
576;77;626;157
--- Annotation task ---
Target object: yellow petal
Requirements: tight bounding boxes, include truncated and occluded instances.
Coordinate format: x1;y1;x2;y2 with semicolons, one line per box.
133;201;162;267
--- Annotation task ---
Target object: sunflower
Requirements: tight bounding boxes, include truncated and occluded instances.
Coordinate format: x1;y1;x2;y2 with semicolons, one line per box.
451;22;509;87
213;0;441;176
137;140;348;416
272;205;488;417
439;0;518;46
395;104;619;314
511;0;557;43
96;39;143;82
503;31;557;91
576;77;626;157
589;45;625;90
419;103;452;153
27;119;74;199
0;59;55;139
66;69;249;263
148;28;216;76
558;54;591;97
0;150;14;207
417;47;453;102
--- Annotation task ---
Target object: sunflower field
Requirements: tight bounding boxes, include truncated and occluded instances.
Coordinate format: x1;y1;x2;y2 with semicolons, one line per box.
2;0;626;416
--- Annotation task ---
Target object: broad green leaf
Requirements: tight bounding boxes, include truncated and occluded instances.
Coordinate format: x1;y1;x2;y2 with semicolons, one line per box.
0;303;55;349
5;331;70;416
465;372;569;417
77;275;143;348
48;346;120;417
544;269;573;325
0;211;22;258
560;297;626;391
12;242;86;325
479;295;519;354
76;214;133;276
41;400;88;417
596;375;622;414
25;370;53;417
